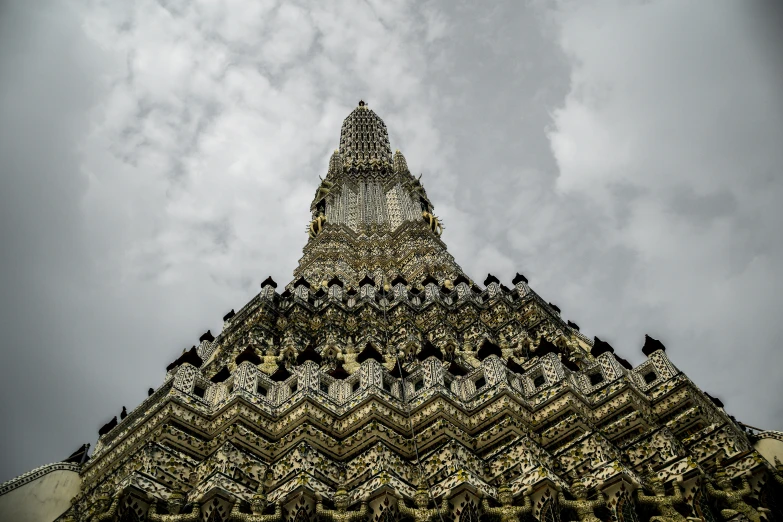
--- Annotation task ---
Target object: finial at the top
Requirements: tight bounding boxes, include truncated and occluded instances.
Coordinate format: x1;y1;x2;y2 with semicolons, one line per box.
358;100;366;107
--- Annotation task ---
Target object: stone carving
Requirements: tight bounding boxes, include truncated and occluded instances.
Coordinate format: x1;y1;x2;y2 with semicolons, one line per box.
480;484;533;522
705;462;769;522
229;480;283;522
147;495;201;522
635;471;695;522
229;501;282;522
309;213;327;239
315;178;335;205
396;483;450;522
316;487;368;522
91;491;120;521
771;457;783;487
557;481;606;522
421;211;442;237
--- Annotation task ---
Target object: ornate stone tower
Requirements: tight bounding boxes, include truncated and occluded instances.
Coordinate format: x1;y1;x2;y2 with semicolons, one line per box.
4;102;782;522
297;100;459;288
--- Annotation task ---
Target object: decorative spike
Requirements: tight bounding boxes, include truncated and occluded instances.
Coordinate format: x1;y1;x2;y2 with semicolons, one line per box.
642;334;666;356
328;149;343;175
393;149;409;174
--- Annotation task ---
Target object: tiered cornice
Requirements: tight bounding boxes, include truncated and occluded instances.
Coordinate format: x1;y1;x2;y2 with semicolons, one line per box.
47;102;778;522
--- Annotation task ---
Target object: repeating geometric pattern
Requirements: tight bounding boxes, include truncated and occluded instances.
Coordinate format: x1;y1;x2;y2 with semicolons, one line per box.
55;103;780;522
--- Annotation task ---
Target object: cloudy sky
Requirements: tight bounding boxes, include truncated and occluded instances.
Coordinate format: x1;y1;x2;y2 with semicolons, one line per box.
1;0;782;482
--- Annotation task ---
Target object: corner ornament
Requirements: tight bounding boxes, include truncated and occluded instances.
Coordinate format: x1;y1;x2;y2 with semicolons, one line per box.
480;484;533;522
556;480;606;522
309;213;327;239
705;459;769;522
315;486;368;522
421;211;442;237
772;457;783;486
90;491;121;522
396;483;450;522
229;498;282;522
147;498;201;522
635;469;697;522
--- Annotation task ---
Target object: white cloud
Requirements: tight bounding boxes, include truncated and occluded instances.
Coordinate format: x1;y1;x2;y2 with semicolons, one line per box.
2;0;782;483
545;0;783;422
0;0;455;480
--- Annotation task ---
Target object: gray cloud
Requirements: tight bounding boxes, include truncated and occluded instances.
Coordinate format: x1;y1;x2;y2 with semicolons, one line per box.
1;0;782;481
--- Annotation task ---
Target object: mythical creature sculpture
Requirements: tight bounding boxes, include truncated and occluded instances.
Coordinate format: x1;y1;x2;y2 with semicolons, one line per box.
229;498;282;522
314;178;334;204
481;484;533;522
421;211;442;237
705;461;769;522
309;213;327;239
90;491;120;521
771;457;783;487
405;176;431;211
636;472;696;522
280;334;298;367
396;483;450;522
147;494;201;522
321;336;343;365
315;485;368;522
63;491;86;522
229;482;283;522
557;480;606;522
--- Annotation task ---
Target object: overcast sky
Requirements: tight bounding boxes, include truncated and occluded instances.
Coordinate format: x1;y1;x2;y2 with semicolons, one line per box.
1;0;782;482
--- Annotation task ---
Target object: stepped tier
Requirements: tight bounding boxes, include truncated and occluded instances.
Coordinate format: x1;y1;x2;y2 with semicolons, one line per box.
74;279;763;522
51;102;781;522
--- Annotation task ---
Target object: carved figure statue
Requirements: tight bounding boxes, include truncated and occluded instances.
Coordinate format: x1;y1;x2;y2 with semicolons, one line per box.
481;484;533;522
557;480;606;522
316;484;368;522
147;495;201;522
772;457;783;487
280;335;298;367
315;178;334;204
421;211;442;237
397;483;450;522
228;479;283;522
322;337;343;365
63;491;87;522
636;473;696;522
705;461;769;522
229;496;282;522
90;491;120;521
309;213;327;239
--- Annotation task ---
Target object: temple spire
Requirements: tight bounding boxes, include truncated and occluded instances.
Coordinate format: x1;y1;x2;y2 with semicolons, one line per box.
338;101;392;166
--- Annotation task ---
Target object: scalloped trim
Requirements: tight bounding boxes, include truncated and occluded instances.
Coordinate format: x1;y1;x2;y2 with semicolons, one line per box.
0;462;80;496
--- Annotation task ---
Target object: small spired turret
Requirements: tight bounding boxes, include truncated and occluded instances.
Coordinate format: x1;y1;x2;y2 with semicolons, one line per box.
393;149;409;175
328;149;343;177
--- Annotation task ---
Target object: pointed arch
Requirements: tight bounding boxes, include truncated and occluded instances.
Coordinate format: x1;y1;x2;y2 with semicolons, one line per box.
616;493;639;522
119;508;142;522
294;506;311;522
693;489;717;522
119;494;144;522
459;501;479;522
375;497;398;522
381;508;398;522
539;499;559;522
205;497;229;522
